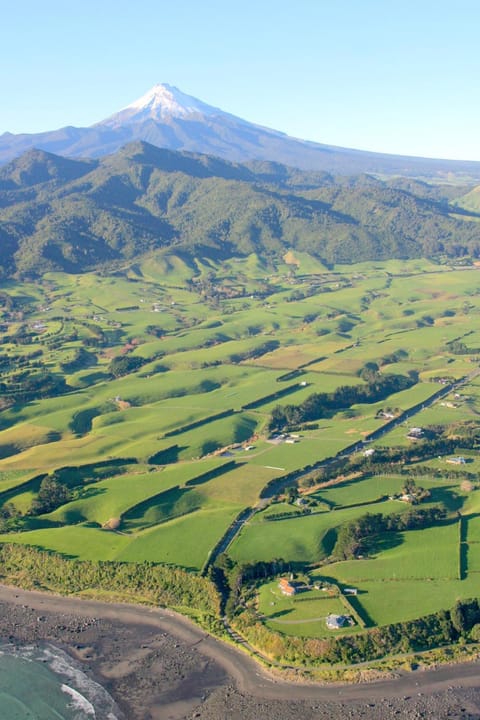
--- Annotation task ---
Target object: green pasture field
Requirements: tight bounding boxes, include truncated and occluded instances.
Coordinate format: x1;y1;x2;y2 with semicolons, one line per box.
0;423;60;457
409;404;474;428
216;307;303;335
152;343;256;371
138;327;241;358
229;500;406;566
467;544;480;573
344;576;480;627
461;330;480;346
280;251;328;274
257;580;350;637
317;327;470;375
244;433;343;472
243;412;390;473
420;359;474;380
364;455;480;489
302;520;470;627
0;483;242;572
461;491;480;518
312;474;408;507
254;375;367;415
191;462;281;506
0;364;274;460
139;253;197;283
115;505;241;569
45;458;227;526
120;485;207;532
359;381;445;413
2;257;480;641
248;340;354;370
0;393;88;434
366;388;473;450
93;405;209;439
260;502;309;518
0;433;115;472
466;515;480;543
0;524;130;561
149;412;259;461
325;521;460;584
333;258;448;276
0;470;35;495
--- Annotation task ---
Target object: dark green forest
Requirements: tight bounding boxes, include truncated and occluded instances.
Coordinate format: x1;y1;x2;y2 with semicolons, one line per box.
1;142;479;277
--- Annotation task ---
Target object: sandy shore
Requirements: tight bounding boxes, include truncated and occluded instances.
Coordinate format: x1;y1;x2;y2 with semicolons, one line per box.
0;584;479;719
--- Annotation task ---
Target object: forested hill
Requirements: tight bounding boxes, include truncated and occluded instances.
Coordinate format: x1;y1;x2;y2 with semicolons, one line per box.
0;141;479;277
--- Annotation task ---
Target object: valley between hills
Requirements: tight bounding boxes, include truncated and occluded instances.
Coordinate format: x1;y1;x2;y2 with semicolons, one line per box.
1;230;480;675
1;87;480;680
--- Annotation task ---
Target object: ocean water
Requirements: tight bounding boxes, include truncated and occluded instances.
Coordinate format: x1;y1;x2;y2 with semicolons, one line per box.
0;644;121;719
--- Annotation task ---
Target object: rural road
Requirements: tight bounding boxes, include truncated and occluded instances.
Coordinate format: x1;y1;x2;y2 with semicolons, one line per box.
208;368;480;568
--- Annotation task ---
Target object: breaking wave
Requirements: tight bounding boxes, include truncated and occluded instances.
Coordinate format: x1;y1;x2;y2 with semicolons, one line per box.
0;643;121;719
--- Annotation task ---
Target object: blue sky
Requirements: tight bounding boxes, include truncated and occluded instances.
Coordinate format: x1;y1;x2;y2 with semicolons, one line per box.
2;0;479;160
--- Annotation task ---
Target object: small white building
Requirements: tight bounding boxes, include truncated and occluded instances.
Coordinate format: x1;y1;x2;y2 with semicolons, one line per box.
295;497;307;507
446;456;466;465
407;427;424;439
326;614;351;630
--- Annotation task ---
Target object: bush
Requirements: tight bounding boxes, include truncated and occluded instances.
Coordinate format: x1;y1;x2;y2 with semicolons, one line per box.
108;355;145;377
30;476;71;515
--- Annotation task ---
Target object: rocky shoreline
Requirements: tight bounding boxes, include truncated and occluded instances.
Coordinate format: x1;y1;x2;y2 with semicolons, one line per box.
0;585;479;719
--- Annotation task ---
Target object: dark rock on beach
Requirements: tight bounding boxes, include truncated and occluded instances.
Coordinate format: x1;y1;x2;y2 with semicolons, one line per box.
0;586;479;719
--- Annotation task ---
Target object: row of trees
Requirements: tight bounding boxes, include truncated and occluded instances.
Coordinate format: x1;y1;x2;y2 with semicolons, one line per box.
290;419;480;494
0;369;68;404
233;598;480;666
332;507;447;560
268;371;417;431
447;340;480;355
210;554;290;617
229;339;279;364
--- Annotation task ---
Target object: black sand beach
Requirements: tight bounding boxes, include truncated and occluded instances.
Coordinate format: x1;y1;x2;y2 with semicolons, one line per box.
0;585;479;719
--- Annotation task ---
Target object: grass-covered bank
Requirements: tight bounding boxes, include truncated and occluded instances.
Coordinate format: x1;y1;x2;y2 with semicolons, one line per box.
0;543;223;631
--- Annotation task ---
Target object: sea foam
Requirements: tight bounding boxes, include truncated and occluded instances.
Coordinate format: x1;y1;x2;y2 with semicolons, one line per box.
61;684;96;717
0;642;121;719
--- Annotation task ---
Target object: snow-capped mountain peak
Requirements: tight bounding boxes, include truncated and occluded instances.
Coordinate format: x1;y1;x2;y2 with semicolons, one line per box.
1;84;479;179
98;83;224;127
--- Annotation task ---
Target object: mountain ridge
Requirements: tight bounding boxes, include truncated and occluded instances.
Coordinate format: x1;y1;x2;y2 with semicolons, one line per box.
1;84;480;179
1;141;479;278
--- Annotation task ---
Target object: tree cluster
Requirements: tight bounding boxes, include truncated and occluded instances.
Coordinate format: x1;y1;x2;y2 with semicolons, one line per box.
108;355;145;378
1;369;68;403
229;339;279;364
2;145;480;278
0;503;21;532
234;598;480;666
268;372;417;431
332;507;446;560
30;476;72;515
211;554;289;617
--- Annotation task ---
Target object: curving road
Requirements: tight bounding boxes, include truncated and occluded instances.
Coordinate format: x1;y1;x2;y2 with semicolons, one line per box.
0;583;479;704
